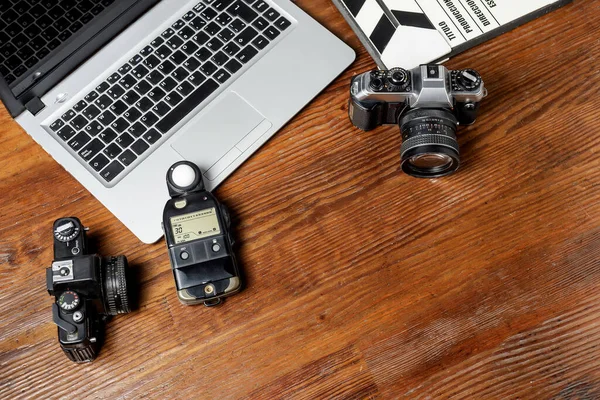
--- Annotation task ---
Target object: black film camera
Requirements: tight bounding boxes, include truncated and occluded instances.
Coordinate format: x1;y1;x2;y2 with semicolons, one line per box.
46;217;132;363
163;161;241;306
349;64;487;178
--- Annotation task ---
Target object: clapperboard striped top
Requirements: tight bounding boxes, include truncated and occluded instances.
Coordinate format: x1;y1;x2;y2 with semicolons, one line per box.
333;0;571;69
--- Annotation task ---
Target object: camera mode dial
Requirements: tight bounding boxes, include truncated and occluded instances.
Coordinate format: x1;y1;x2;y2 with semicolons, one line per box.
54;219;80;242
386;68;410;91
369;71;386;92
456;69;481;91
58;290;80;311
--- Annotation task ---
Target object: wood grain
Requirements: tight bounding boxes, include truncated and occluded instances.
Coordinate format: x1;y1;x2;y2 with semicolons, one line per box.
1;0;600;399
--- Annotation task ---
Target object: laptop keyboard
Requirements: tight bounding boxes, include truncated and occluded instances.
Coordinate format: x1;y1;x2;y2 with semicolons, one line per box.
45;0;292;186
0;0;116;85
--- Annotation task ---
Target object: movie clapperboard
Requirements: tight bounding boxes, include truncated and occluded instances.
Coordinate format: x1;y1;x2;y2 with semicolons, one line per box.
333;0;572;69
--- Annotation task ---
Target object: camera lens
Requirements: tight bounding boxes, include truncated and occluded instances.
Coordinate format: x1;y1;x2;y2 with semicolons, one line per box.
370;77;384;91
399;109;460;178
102;256;131;315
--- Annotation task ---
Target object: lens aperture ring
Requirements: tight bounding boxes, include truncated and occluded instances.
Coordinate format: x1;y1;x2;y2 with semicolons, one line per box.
401;134;459;157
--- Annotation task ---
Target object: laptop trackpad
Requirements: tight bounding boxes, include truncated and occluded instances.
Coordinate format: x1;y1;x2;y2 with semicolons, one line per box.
171;92;271;180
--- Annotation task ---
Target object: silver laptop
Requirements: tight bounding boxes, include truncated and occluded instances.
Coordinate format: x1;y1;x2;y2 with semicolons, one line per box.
1;0;355;243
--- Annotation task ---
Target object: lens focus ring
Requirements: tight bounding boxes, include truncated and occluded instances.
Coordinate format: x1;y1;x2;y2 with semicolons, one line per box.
401;134;459;156
104;256;131;315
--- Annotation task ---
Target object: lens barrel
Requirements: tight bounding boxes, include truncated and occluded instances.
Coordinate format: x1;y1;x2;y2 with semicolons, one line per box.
102;256;131;315
399;109;460;178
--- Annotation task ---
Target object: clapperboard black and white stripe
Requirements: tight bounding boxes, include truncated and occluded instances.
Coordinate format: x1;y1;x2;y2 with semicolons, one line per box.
334;0;572;69
335;0;450;68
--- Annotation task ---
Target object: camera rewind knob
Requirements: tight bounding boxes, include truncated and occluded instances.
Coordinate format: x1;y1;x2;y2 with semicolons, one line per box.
457;69;481;90
54;218;80;242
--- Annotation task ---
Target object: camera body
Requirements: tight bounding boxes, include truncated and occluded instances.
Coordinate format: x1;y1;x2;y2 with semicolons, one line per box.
349;65;486;177
46;217;131;363
162;161;241;306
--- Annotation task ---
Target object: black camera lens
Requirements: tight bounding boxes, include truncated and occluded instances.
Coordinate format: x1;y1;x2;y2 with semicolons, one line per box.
399;109;460;178
102;256;131;315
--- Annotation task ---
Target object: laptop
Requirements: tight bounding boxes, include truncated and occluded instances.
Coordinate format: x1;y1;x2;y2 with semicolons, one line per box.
0;0;355;243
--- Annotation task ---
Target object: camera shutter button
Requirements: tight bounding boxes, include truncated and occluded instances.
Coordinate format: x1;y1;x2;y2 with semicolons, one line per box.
180;251;190;260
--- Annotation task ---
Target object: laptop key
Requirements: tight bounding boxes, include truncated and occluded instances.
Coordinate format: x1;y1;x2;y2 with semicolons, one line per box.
103;143;122;159
98;111;117;126
58;125;76;141
79;139;104;161
182;41;199;56
236;45;258;63
235;27;258;46
214;69;231;84
201;61;217;76
214;0;234;11
68;132;92;151
229;19;246;33
119;74;137;90
170;50;187;65
158;60;176;75
152;101;171;117
224;58;242;74
189;71;206;86
176;82;194;97
84;121;104;136
205;22;221;36
147;70;164;85
73;100;87;113
90;154;109;172
183;11;196;22
83;105;101;120
252;35;269;50
156;79;219;134
161;28;176;39
223;42;240;56
131;65;149;79
108;85;125;99
151;37;164;48
252;1;269;12
72;115;89;131
129;54;143;66
143;128;162;144
144;55;161;69
172;19;186;30
100;160;125;182
119;150;137;166
156;45;173;60
148;88;167;102
165;92;183;107
212;51;228;66
124;107;142;123
201;8;218;21
99;128;117;144
264;8;280;21
227;2;258;23
84;91;99;102
167;36;184;50
160;77;178;92
116;133;135;148
178;26;195;40
275;16;291;30
216;13;232;26
96;81;110;93
184;57;201;72
95;94;113;110
218;28;235;42
141;111;159;127
172;67;189;82
50;119;65;132
134;80;152;95
107;72;120;84
61;109;76;122
193;32;210;46
190;17;207;31
110;100;127;115
207;37;224;51
111;117;130;133
128;122;147;137
123;90;141;106
195;47;212;62
264;26;280;40
131;139;150;155
137;97;154;112
252;17;268;31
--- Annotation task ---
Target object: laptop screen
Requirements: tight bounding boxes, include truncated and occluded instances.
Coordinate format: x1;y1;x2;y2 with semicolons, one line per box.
0;0;121;87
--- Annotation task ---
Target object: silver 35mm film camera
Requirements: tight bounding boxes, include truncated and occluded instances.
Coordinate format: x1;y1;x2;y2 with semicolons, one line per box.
349;65;487;178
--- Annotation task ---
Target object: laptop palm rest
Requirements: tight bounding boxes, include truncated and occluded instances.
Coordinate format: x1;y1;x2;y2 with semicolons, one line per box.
171;92;272;181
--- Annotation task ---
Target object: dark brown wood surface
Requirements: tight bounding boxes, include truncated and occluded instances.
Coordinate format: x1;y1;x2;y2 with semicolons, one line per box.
1;1;599;398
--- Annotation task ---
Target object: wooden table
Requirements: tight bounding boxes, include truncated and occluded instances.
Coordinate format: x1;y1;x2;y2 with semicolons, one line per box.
1;1;599;398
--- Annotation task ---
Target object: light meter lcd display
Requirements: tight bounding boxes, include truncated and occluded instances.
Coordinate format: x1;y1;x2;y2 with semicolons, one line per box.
170;208;221;244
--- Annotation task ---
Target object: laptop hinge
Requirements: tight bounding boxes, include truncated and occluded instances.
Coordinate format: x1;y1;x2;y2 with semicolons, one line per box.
25;96;45;116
